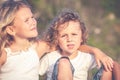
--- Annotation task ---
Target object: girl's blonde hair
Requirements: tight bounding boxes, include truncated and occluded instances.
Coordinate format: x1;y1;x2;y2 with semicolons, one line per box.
44;9;88;49
0;0;31;56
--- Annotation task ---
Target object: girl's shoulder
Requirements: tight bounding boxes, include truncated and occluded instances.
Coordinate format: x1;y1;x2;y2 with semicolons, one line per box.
35;40;49;50
0;49;7;67
35;40;50;58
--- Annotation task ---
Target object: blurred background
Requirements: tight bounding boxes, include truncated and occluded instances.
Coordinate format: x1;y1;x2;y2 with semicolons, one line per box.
1;0;120;80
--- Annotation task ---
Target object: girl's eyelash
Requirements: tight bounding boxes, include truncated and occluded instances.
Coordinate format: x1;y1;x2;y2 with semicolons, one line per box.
61;35;66;37
24;16;35;22
31;16;34;18
25;19;29;22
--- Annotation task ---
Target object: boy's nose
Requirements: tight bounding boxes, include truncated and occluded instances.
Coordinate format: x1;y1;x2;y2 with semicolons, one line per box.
67;35;72;42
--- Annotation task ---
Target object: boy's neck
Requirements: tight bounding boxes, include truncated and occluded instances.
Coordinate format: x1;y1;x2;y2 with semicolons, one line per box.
61;51;78;60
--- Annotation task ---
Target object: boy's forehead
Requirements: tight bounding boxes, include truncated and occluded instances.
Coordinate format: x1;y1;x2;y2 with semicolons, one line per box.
58;22;69;30
58;21;80;30
58;21;81;34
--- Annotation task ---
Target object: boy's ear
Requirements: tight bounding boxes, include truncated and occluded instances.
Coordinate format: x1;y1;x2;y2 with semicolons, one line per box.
6;26;15;36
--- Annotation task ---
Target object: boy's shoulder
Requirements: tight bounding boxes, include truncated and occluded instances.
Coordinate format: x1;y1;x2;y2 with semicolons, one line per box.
78;51;94;59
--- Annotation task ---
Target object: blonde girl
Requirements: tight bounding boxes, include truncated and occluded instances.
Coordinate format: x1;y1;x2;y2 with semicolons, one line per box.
0;0;50;80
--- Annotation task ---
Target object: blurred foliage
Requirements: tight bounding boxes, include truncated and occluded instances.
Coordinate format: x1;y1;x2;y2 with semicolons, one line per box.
101;0;120;18
81;0;120;18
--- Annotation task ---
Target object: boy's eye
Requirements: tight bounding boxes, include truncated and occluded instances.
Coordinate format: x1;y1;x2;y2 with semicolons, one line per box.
72;33;77;35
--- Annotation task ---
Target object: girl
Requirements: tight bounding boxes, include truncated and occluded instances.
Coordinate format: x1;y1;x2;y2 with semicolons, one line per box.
39;9;113;80
0;0;49;80
0;0;113;80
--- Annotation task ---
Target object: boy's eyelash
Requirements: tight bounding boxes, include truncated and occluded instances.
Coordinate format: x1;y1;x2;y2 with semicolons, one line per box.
61;34;77;37
71;33;77;35
73;34;77;35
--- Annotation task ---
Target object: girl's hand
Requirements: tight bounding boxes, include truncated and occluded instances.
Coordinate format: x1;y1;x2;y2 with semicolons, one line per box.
79;45;114;71
95;54;113;71
92;48;114;71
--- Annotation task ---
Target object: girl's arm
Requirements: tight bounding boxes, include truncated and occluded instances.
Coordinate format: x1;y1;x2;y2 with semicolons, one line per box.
36;40;56;59
0;50;7;68
79;44;113;71
36;40;50;58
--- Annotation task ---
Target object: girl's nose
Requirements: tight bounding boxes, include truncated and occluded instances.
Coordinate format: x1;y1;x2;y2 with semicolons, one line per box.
31;18;37;25
32;18;36;24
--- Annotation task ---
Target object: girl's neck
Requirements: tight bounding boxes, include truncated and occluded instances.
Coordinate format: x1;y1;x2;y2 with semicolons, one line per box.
10;39;32;52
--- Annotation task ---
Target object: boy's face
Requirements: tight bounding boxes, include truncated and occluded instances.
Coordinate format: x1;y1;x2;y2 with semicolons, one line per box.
58;21;83;56
10;7;38;39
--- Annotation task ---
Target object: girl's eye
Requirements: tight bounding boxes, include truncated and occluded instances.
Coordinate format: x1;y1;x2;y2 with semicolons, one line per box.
31;16;35;19
61;34;66;37
25;18;29;23
24;16;35;23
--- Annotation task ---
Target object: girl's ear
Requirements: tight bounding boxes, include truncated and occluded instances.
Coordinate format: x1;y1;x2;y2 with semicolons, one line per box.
6;26;15;36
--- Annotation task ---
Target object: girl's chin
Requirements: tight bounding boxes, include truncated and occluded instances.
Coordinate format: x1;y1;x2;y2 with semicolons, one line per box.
29;34;38;38
32;33;38;37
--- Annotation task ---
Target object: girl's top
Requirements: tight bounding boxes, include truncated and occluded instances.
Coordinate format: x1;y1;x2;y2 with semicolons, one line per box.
39;50;96;80
0;45;40;80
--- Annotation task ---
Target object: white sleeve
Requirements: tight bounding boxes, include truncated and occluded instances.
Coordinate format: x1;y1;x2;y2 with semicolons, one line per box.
39;54;49;75
88;54;97;70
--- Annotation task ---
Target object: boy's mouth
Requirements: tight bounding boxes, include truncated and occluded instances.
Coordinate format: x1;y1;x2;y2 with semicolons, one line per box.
67;44;74;49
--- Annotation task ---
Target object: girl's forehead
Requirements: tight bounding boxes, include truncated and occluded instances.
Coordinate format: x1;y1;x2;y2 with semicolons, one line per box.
16;7;31;15
14;7;32;19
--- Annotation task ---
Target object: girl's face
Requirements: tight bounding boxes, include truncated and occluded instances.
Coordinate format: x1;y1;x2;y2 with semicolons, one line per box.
58;21;83;56
11;7;38;39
